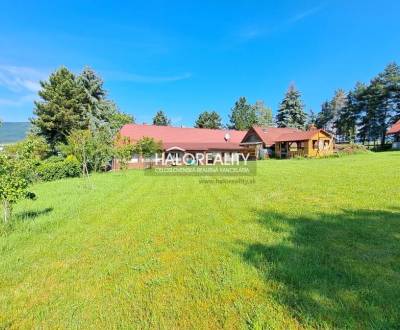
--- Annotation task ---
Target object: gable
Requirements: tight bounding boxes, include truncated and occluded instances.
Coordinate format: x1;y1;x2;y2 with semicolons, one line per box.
242;132;263;143
310;130;332;140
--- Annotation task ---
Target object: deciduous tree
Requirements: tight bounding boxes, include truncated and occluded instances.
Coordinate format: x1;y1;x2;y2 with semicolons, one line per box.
133;137;162;168
254;101;273;127
0;154;36;223
114;134;135;171
61;130;93;177
5;134;50;161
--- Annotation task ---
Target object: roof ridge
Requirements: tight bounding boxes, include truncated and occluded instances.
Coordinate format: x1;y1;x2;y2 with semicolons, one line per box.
123;123;247;133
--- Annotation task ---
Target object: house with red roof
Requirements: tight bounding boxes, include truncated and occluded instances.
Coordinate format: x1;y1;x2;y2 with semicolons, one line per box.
114;123;334;169
114;124;248;169
387;120;400;149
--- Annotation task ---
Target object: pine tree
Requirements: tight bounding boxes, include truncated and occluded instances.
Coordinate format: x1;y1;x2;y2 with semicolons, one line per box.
358;79;381;144
32;66;134;149
229;97;257;130
152;110;171;126
307;110;317;127
77;67;107;129
357;63;400;146
31;67;87;147
276;85;307;129
375;62;400;145
79;67;106;104
315;101;331;130
254;100;273;127
194;111;222;129
316;89;347;136
336;84;365;142
330;89;347;135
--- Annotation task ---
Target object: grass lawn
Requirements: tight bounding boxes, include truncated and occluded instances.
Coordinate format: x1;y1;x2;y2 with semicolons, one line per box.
1;152;400;329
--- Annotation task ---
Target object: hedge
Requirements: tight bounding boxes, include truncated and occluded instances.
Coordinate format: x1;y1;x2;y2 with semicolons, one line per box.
37;156;81;181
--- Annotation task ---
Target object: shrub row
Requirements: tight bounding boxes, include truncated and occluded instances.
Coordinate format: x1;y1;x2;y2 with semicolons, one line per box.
36;156;81;181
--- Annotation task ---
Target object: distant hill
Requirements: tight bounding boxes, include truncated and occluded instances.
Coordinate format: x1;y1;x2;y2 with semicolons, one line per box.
0;122;31;144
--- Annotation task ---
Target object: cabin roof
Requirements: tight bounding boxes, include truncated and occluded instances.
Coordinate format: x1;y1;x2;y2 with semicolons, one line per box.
387;120;400;134
241;126;332;145
274;129;332;142
242;126;300;146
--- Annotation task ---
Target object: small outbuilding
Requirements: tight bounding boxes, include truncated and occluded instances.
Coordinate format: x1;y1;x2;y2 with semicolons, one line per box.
240;125;334;159
387;120;400;150
274;128;334;158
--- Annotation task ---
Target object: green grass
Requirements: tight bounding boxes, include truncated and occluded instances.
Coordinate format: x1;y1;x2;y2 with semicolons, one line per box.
1;152;400;329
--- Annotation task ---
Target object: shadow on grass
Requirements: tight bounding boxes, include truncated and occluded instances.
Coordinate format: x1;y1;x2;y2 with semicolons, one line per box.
240;208;400;328
14;207;53;222
0;207;54;237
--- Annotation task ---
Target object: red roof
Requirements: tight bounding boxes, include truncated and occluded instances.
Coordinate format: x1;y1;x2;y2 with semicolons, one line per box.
387;120;400;134
242;126;305;146
274;128;331;142
120;124;247;151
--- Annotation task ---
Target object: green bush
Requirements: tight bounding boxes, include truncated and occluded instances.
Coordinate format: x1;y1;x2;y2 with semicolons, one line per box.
37;156;81;181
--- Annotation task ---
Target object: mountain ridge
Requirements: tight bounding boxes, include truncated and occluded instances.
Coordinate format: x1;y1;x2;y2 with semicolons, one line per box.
0;122;31;144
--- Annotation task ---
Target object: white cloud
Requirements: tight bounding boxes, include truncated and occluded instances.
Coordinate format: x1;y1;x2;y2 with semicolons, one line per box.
287;5;325;24
238;4;325;41
0;65;46;93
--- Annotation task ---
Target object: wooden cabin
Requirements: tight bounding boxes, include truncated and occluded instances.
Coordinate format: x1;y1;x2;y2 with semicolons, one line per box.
275;129;333;158
240;125;334;159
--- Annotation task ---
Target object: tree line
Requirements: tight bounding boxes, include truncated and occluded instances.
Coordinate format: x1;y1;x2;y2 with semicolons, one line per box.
199;62;400;146
152;99;274;130
315;62;400;146
2;62;400;141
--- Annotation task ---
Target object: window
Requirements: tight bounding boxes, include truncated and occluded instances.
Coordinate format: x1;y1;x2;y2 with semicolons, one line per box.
312;140;318;149
130;154;139;163
289;142;298;151
323;140;330;149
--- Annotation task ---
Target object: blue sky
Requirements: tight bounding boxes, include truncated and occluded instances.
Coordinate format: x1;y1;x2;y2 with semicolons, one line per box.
0;0;399;126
